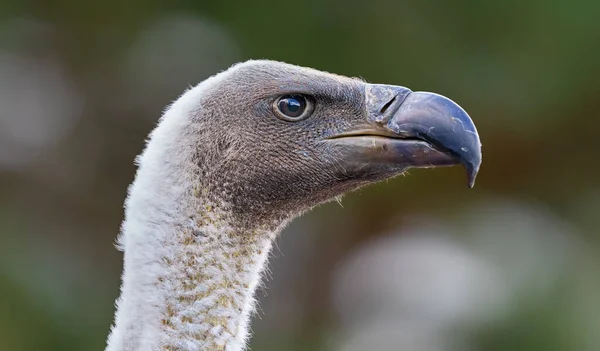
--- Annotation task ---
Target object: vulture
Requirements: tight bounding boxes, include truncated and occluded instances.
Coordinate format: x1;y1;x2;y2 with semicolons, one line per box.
104;60;482;351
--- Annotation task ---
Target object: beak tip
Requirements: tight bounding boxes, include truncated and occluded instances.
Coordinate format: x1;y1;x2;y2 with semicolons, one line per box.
465;154;481;188
467;170;478;188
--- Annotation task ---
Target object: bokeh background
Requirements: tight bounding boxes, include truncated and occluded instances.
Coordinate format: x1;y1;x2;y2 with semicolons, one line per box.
1;1;599;350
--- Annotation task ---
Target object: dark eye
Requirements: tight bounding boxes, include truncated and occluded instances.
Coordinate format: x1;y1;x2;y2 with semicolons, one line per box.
274;95;313;121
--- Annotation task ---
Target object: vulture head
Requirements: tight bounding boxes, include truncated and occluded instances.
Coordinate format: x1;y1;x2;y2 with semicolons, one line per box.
106;60;482;351
186;60;481;228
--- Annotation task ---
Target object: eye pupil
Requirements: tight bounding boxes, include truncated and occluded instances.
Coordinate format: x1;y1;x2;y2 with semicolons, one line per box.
277;95;307;119
286;99;301;113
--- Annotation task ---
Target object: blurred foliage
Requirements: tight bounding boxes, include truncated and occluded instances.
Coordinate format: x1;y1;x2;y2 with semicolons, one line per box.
0;0;598;350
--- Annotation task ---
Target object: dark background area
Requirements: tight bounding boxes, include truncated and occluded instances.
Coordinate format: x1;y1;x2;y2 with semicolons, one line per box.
1;1;599;350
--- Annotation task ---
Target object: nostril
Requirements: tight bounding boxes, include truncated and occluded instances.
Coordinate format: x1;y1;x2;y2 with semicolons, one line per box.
380;95;397;114
366;85;412;125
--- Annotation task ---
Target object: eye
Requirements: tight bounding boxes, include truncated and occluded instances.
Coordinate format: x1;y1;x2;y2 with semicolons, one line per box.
274;95;313;121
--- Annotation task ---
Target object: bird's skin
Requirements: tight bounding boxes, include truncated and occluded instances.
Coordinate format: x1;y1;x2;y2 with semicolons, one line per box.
104;60;481;351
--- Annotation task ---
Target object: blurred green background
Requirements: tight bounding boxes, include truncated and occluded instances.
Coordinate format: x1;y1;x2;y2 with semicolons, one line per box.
1;1;599;350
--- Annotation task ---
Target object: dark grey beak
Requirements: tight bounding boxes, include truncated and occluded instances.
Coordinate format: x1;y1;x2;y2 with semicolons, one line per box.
327;84;482;187
383;88;481;187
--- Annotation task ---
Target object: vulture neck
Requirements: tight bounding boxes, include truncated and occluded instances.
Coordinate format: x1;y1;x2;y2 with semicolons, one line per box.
105;85;281;351
107;197;277;351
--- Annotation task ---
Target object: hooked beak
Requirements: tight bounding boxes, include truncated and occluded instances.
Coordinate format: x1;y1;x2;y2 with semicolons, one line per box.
327;84;482;187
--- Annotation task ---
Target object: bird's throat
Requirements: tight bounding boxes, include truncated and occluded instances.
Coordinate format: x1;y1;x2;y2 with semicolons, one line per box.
161;207;276;351
106;193;278;351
